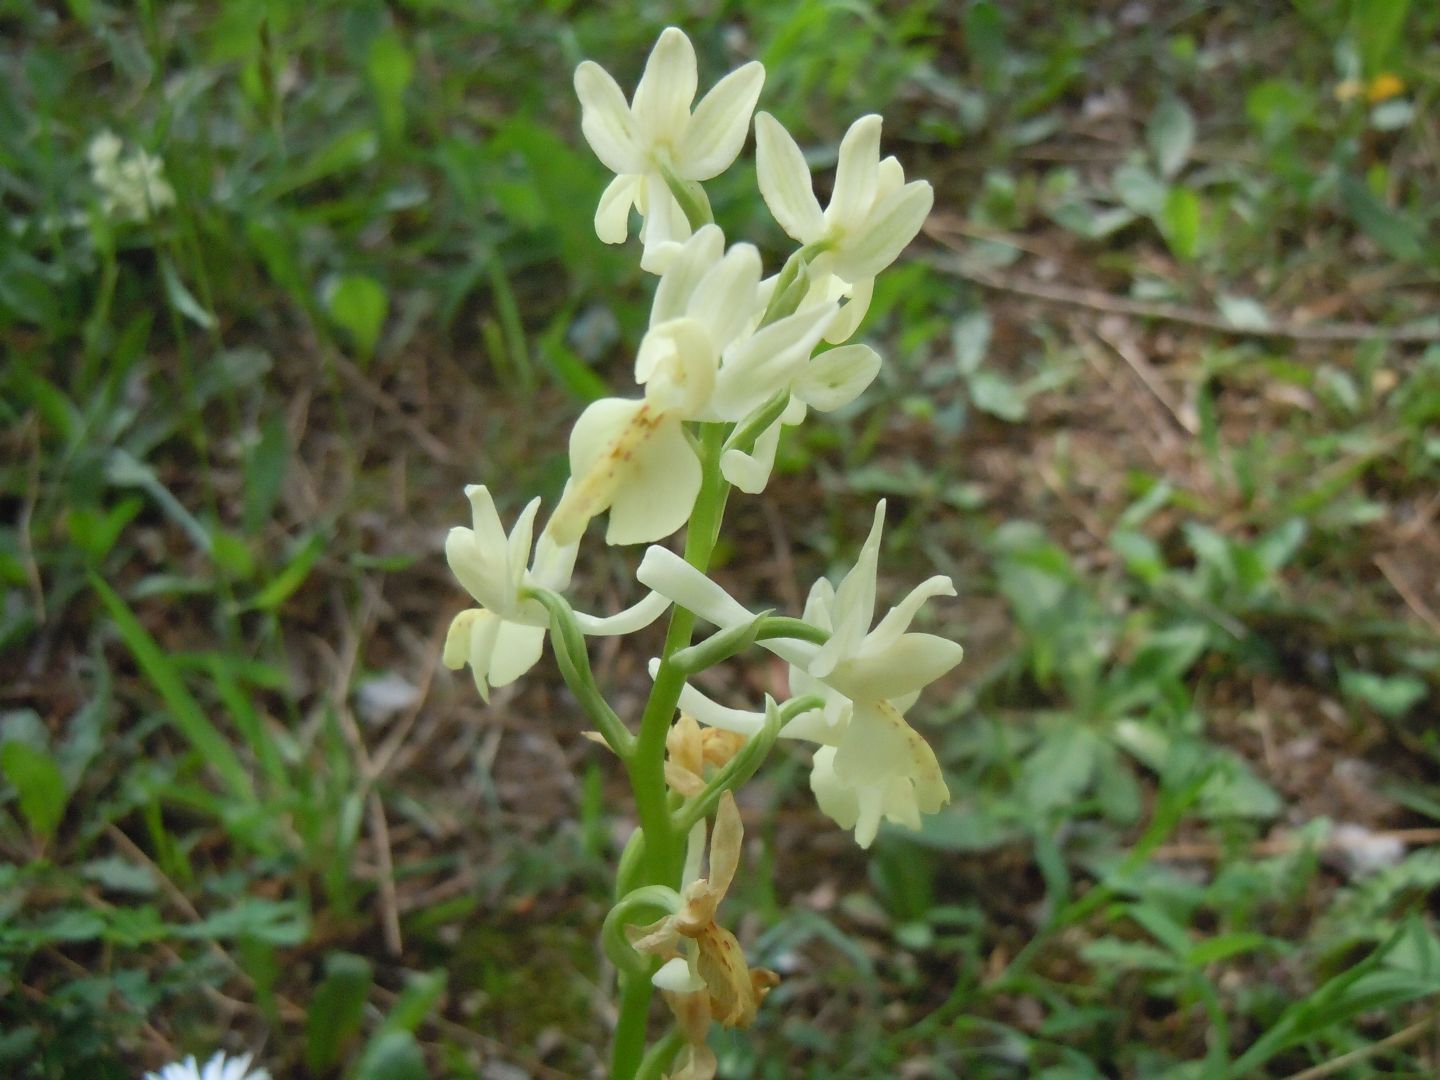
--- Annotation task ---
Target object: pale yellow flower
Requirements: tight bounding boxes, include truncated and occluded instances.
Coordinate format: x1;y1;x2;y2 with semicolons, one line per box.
575;27;764;272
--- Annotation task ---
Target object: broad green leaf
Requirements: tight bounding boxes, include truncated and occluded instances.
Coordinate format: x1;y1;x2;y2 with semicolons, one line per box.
1159;187;1201;260
307;952;373;1071
352;1031;428;1080
968;369;1028;421
0;740;67;840
952;309;992;376
325;274;388;360
1352;0;1411;75
1339;175;1423;262
1340;669;1427;718
1148;97;1196;179
366;32;413;141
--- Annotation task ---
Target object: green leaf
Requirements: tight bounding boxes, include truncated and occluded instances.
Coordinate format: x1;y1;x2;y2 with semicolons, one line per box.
969;369;1028;421
307;952;373;1071
1159;187;1201;260
1340;669;1428;718
1021;724;1102;813
0;740;68;840
1339;175;1424;262
374;970;446;1038
243;413;289;535
159;256;218;331
325;274;388;360
1148;97;1196;179
352;1031;428;1080
952;309;992;376
179;898;310;945
247;533;324;611
89;573;255;803
1352;0;1411;75
366;32;414;141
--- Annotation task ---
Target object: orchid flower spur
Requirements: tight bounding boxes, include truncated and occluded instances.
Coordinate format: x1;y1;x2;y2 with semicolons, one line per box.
636;501;961;846
755;112;934;339
575;27;764;272
444;485;666;697
548;224;837;544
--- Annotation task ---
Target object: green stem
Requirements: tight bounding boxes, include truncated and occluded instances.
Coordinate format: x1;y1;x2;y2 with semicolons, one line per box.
611;972;657;1079
611;422;730;1078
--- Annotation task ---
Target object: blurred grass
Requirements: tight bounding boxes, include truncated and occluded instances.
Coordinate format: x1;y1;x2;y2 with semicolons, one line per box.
2;0;1440;1077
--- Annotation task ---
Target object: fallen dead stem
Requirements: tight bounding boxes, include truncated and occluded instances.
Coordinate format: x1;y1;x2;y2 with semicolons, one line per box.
923;218;1440;344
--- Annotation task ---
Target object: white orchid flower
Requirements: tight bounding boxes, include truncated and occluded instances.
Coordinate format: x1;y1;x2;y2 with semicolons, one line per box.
548;226;836;544
575;27;764;272
754;111;932;335
144;1051;270;1080
444;485;667;697
636;500;961;845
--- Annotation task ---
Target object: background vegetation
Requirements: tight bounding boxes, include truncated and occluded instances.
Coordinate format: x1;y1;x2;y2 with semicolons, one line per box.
3;0;1439;1076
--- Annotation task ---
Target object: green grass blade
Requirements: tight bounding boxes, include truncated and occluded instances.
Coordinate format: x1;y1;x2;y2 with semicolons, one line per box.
90;572;255;804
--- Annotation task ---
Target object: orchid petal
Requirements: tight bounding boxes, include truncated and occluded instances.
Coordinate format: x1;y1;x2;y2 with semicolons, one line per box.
595;173;640;243
631;27;697;144
690;242;761;350
866;574;956;650
822;276;874;344
488;621;547;687
810;501;885;678
754;113;825;242
652;224;725;325
827;633;964;701
574;61;644;175
678;61;765;180
826;114;882;231
831;179;933;283
604;415;701;544
795;343;881;411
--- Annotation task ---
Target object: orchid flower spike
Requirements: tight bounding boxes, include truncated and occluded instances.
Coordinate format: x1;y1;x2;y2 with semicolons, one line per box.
575;27;765;272
444;485;667;696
